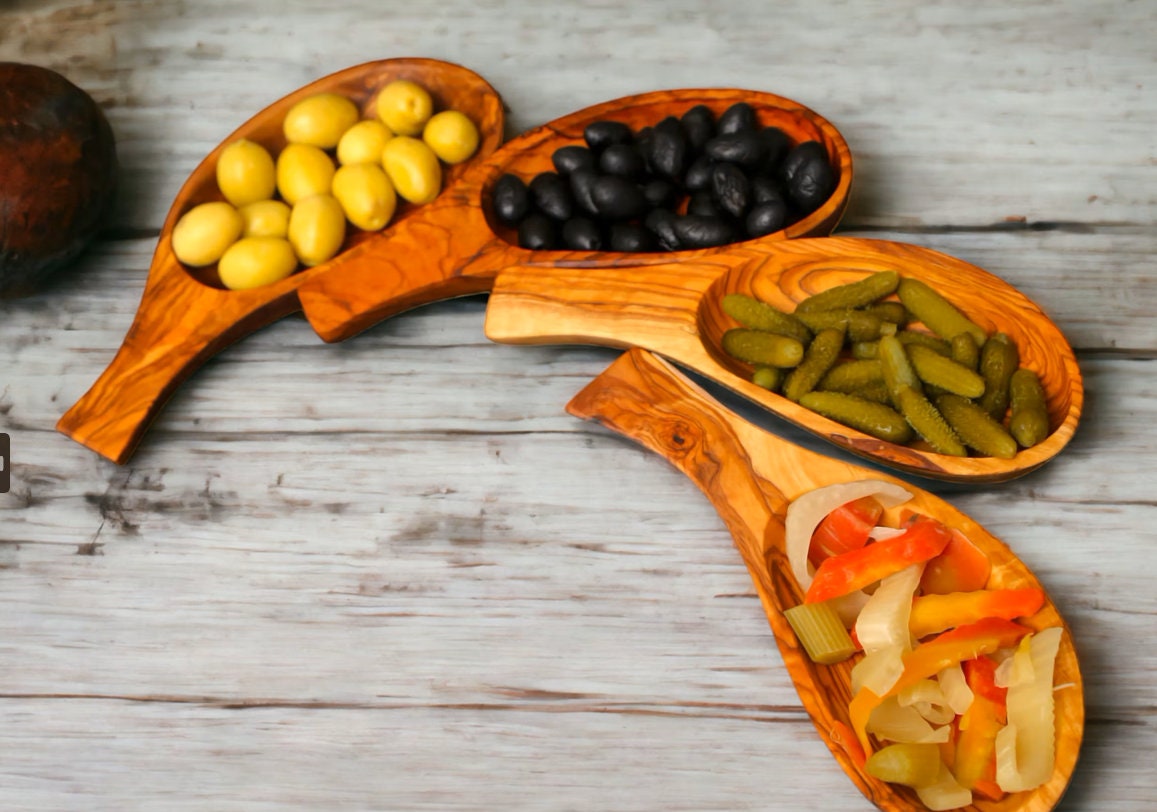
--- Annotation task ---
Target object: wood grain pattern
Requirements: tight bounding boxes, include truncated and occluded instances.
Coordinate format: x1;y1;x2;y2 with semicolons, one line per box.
567;348;1083;812
54;57;505;465
296;87;853;342
484;236;1082;483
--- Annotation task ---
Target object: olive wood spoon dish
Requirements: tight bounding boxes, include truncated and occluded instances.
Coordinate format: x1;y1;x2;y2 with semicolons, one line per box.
567;348;1083;812
295;87;852;342
56;58;505;464
484;237;1082;483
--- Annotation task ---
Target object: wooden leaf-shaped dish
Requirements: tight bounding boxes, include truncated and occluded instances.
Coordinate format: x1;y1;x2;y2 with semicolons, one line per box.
485;236;1083;483
567;348;1083;812
56;57;505;464
294;86;853;342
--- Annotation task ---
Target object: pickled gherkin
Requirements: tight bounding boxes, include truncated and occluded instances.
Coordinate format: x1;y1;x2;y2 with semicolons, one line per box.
936;393;1018;459
897;278;988;346
863;301;909;325
752;365;783;392
783;327;844;402
1009;368;1049;448
721;293;812;343
796;270;899;313
799;391;914;444
721;328;805;368
895;385;967;456
878;334;923;401
854;381;893;404
817;359;884;393
796;308;886;342
906;344;987;398
978;332;1019;419
851;341;879;360
951;332;980;371
897;329;952;356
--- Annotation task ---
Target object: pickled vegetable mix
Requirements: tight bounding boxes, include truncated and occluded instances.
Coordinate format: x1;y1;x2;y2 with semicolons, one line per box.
783;479;1063;810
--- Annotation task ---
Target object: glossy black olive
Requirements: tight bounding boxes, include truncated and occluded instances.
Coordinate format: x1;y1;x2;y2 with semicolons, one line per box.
687;190;721;218
780;141;828;187
711;162;750;219
683;155;714;192
591;175;647;220
788;154;836;214
529;171;574;221
673;214;736;248
644;208;681;251
704;132;765;168
492;174;530;227
717;102;756;135
745;200;788;238
609;223;657;252
641;178;678;210
757;127;791;173
518;213;557;250
561;217;603;251
750;175;784;206
599;143;645;178
648;116;688;179
569;169;600;217
583;120;633;151
552;145;596;175
680;104;715;151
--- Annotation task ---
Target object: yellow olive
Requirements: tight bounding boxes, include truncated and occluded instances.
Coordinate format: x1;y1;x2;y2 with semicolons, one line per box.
288;193;346;267
216;139;276;207
380;136;442;204
171;201;243;267
422;110;480;165
276;143;335;206
217;237;299;290
337;119;394;166
374;79;433;137
238;199;291;238
283;92;360;149
332;163;397;232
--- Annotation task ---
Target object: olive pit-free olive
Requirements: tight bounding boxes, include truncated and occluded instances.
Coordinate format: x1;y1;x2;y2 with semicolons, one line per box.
517;212;557;250
172;201;244;267
561;217;602;251
283;92;360;149
337;119;394;166
492;174;530;226
276;143;336;206
239;199;291;239
751;175;785;206
680;104;716;151
746;200;788;237
644;208;680;250
599;143;645;177
217;236;299;290
641;178;678;210
688;191;721;218
591;175;647;220
529;172;574;221
288;193;346;267
381;136;442;204
552;145;596;175
780;141;827;187
648;116;688;179
568;169;600;217
789;151;836;213
609;223;656;252
583;120;632;151
684;155;714;191
705;132;765;168
375;79;433;137
422;109;480;165
711;162;750;218
216;139;276;208
757;127;791;171
717;102;756;134
673;214;734;248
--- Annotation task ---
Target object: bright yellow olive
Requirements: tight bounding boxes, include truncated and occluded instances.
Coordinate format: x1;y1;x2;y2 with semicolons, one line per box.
238;199;291;238
283;92;360;149
216;139;276;207
374;79;433;137
337;119;394;166
217;237;299;290
380;136;442;204
422;110;479;165
332;163;397;231
288;193;346;267
171;201;243;267
276;143;335;206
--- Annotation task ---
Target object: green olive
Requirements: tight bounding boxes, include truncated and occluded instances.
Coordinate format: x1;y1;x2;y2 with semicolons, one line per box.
288;193;346;267
422;109;479;165
238;199;291;238
171;201;243;267
216;138;276;207
283;92;359;149
380;136;442;204
332;163;397;231
276;143;335;206
337;119;394;166
217;237;298;290
375;79;433;137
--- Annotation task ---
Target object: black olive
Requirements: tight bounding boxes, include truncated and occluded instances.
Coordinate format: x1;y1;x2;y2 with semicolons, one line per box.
680;104;715;152
569;169;600;217
529;171;573;221
641;178;678;210
683;155;714;192
644;208;681;251
591;175;647;220
492;174;530;227
717;102;756;135
746;200;788;238
750;175;786;206
711;162;750;219
788;155;836;214
687;190;721;218
757;127;791;174
599;143;645;178
561;217;603;251
634;125;655;172
584;120;633;151
780;141;828;186
673;215;736;248
518;213;557;250
704;131;765;168
552;145;596;175
649;116;688;179
609;223;657;252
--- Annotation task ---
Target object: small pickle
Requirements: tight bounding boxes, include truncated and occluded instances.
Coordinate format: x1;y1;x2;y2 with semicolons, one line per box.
721;293;812;342
895;386;968;456
906;344;987;398
897;277;988;346
1009;368;1049;448
878;334;923;401
752;365;783;391
863;300;909;325
796;270;899;313
721;328;806;368
950;332;980;371
897;329;952;356
817;359;884;394
799;391;914;444
853;381;893;404
783;327;845;402
796;308;885;342
936;393;1018;459
851;341;879;360
978;332;1020;419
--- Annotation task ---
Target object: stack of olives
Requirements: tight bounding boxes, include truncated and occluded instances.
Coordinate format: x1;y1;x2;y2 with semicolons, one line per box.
491;102;836;253
171;79;480;290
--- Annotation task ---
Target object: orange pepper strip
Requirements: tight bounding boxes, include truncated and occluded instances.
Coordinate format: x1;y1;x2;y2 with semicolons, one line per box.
954;693;1003;790
920;529;992;594
805;515;952;604
963;655;1008;722
849;618;1031;754
973;778;1007;802
829;720;868;770
909;588;1045;639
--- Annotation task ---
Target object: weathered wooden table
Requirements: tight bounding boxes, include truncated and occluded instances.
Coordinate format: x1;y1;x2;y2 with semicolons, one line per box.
2;2;1153;809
